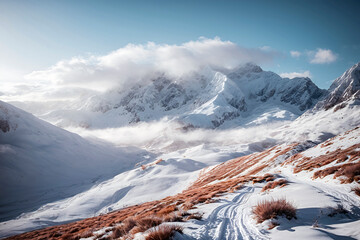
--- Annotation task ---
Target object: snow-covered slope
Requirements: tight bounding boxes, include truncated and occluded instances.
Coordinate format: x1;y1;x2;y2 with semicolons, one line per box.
39;63;326;129
4;127;359;240
0;101;150;221
0;137;274;238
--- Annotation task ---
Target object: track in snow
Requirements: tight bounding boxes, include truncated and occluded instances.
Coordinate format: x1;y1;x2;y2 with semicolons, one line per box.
195;186;269;240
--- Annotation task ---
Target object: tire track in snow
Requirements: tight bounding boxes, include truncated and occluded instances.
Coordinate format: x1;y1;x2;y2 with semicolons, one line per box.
196;186;269;240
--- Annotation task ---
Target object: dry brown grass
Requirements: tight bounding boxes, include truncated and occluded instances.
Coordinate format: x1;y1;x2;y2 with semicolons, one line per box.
261;179;288;192
78;229;93;238
352;186;360;197
253;199;296;223
111;226;124;239
111;217;138;239
162;212;183;222
185;212;203;221
154;159;163;164
129;226;142;235
252;174;275;184
181;201;195;211
145;225;183;240
284;142;360;174
313;162;360;183
123;217;137;232
135;216;164;232
190;145;297;190
158;205;177;216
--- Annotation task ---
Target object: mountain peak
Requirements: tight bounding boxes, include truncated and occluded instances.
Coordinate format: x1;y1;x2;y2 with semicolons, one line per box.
329;62;360;91
227;62;262;75
315;62;360;111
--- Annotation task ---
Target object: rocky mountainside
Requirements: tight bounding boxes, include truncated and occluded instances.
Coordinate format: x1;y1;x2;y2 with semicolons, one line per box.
276;62;360;143
46;63;326;129
314;62;360;111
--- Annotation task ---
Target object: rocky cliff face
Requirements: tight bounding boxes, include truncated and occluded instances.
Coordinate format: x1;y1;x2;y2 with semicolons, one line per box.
314;62;360;111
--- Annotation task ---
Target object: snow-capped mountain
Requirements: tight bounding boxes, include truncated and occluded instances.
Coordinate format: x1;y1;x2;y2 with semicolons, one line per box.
42;63;326;129
0;101;150;221
274;62;360;143
314;62;360;111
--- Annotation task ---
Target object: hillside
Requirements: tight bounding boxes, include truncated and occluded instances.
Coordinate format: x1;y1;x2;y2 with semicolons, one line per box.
0;101;150;222
3;126;359;240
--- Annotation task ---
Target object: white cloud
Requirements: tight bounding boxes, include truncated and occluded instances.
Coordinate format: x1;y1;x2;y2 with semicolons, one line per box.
1;38;279;120
67;120;282;152
309;48;337;64
280;70;311;79
290;51;301;58
25;37;277;93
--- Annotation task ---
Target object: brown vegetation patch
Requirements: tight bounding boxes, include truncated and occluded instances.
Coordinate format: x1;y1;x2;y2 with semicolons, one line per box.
162;212;183;223
158;205;177;216
135;216;164;232
284;143;360;174
190;144;297;190
185;212;203;221
261;179;288;192
253;199;296;223
154;159;163;164
352;186;360;197
145;225;183;240
313;162;360;183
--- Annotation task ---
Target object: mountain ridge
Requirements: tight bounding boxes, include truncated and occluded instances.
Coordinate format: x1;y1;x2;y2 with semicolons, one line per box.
42;63;327;129
314;62;360;111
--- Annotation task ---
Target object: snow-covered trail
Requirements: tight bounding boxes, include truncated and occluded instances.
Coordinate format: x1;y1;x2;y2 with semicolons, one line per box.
193;186;268;240
183;168;360;240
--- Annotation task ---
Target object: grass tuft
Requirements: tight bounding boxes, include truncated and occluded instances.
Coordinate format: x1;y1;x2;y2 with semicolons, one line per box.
261;179;288;192
145;225;183;240
253;198;296;223
352;186;360;197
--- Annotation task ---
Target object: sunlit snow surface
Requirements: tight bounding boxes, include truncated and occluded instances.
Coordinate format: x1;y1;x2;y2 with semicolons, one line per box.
0;63;360;239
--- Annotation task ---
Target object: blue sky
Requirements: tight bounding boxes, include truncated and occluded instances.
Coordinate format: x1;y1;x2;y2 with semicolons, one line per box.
1;0;360;89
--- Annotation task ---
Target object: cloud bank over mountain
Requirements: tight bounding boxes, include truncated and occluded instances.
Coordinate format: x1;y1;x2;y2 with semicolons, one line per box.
24;38;277;92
